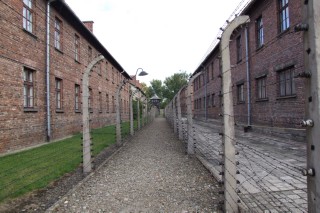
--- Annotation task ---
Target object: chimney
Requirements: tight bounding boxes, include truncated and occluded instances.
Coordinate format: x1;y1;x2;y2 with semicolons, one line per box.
83;21;94;33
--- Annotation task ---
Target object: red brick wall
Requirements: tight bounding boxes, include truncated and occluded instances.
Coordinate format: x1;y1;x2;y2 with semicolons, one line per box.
192;0;305;129
0;0;129;154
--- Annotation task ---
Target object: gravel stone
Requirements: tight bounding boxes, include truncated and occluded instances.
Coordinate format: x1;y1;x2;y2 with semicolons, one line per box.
48;118;221;212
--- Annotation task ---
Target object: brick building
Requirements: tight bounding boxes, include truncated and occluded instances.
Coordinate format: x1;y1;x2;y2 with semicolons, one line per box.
192;0;305;138
0;0;131;154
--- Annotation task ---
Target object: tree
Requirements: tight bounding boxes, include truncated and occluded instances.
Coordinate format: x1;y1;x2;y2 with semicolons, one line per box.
150;80;164;99
162;71;190;106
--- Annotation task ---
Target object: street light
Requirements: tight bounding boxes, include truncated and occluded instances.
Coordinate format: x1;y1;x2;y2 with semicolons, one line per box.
135;67;148;78
130;68;148;135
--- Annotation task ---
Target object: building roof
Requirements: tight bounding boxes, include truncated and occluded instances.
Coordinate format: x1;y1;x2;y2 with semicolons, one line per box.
191;0;256;78
51;0;131;79
150;94;161;100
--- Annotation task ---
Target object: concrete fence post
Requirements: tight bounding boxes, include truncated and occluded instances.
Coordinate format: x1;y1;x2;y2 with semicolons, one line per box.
173;96;177;134
116;79;127;146
177;88;183;140
302;0;320;211
221;15;249;212
130;89;134;136
187;73;201;155
82;55;104;174
137;96;140;130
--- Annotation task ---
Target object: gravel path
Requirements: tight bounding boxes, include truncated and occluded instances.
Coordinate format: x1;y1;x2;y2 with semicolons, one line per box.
47;117;221;212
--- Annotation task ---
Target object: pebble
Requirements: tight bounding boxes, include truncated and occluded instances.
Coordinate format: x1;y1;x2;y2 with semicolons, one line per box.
48;118;221;212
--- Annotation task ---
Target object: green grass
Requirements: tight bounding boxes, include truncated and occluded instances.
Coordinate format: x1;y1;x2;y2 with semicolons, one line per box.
0;122;129;203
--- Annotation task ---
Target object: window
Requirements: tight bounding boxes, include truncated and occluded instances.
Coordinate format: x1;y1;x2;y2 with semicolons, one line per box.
279;0;289;32
219;57;222;74
211;94;215;106
106;94;109;113
112;67;115;83
98;62;102;75
88;46;92;63
75;84;80;111
74;34;80;61
23;68;34;108
54;18;62;50
55;78;62;109
211;62;214;80
279;68;295;97
236;35;242;63
206;69;209;83
99;92;102;113
237;84;245;103
23;0;33;33
88;88;93;112
105;62;109;80
257;77;267;99
112;96;115;112
256;16;264;48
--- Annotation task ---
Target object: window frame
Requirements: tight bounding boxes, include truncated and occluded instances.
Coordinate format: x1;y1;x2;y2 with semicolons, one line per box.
75;84;80;111
55;78;63;110
23;0;33;33
112;96;115;113
236;35;242;63
74;34;80;62
99;91;102;113
23;68;35;108
257;77;267;100
106;94;109;113
211;62;214;80
279;0;290;33
88;88;93;112
256;16;264;48
279;68;296;97
54;17;62;51
211;93;215;107
237;83;245;103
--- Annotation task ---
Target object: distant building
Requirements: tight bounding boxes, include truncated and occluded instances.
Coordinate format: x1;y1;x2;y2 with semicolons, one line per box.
0;0;131;154
191;0;305;139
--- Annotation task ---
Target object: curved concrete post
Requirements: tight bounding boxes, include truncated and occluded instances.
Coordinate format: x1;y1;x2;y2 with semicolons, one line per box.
177;88;183;140
173;95;177;134
116;79;127;146
137;95;140;130
82;55;104;174
221;15;249;213
187;73;201;154
129;89;134;136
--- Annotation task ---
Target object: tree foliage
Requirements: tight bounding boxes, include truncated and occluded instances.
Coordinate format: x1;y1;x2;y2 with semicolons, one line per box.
144;71;190;108
162;71;189;105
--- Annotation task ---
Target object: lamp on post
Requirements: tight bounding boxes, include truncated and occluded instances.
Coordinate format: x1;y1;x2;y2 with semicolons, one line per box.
130;68;148;136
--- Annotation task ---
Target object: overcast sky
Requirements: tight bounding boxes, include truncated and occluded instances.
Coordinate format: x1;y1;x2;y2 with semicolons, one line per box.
65;0;243;85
